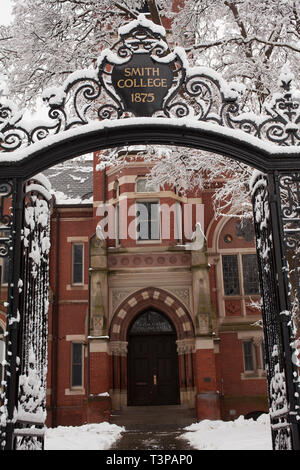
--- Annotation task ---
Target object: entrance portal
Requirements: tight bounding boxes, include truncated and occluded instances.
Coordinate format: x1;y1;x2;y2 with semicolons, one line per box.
127;310;180;406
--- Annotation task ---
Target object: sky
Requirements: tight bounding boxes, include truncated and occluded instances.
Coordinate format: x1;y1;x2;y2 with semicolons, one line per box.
1;0;13;25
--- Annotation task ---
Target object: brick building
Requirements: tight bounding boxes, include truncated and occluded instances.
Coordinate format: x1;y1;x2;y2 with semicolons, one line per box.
1;148;267;428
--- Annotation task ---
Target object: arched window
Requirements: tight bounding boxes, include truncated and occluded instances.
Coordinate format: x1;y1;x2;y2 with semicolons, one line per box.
129;310;174;335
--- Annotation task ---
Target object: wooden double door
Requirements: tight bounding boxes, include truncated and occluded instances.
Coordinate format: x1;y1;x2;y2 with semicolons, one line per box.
128;332;180;406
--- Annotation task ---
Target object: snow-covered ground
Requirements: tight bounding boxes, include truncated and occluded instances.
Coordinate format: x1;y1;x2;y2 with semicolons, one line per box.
44;422;125;450
181;414;272;450
44;414;272;450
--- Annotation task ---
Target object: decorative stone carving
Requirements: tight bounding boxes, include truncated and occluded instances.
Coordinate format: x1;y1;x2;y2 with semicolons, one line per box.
176;338;195;355
195;313;211;335
168;288;191;309
111;288;135;312
90;281;106;336
225;299;242;316
109;341;128;356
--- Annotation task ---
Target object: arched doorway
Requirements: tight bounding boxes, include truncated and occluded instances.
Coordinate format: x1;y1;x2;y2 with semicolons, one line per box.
127;310;180;406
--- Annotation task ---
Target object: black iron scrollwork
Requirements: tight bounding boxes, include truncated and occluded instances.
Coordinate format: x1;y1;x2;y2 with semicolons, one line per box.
251;173;292;449
0;181;12;258
251;172;300;449
0;15;299;154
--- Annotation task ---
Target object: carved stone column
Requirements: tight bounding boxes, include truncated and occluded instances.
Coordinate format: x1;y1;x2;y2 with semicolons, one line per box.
89;235;108;337
109;341;128;410
176;338;195;408
191;248;215;336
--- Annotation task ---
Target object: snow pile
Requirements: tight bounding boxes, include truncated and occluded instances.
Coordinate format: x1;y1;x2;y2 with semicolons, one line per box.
181;414;272;450
44;422;124;450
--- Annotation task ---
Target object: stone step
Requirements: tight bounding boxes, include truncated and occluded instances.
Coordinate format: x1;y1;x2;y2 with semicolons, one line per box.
110;405;197;429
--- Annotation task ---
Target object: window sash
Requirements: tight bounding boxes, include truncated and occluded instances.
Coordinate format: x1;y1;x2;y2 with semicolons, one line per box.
136;178;158;193
136;201;160;240
72;244;84;284
243;341;254;371
71;343;83;387
242;254;260;295
222;254;240;295
222;253;260;297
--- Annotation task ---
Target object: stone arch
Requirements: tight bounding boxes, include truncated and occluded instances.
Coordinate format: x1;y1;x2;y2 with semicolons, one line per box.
109;286;195;342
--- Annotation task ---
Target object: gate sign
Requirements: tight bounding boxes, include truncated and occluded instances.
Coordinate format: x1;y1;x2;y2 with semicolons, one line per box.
111;53;173;117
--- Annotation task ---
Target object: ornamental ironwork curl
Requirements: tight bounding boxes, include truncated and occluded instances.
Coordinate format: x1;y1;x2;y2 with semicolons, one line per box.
0;181;12;258
276;172;300;318
0;14;300;154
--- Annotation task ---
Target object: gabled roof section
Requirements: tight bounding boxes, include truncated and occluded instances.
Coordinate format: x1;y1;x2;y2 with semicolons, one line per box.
43;157;93;205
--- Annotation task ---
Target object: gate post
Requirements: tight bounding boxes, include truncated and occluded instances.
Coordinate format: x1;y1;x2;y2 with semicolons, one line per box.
0;178;25;450
252;171;300;450
268;171;300;449
1;175;52;450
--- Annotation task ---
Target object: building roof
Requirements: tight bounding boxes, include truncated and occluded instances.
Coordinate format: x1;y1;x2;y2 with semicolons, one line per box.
43;157;93;205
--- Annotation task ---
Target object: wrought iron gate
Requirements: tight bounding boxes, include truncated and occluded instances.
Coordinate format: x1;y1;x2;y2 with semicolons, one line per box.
0;14;300;450
0;177;51;450
251;172;300;449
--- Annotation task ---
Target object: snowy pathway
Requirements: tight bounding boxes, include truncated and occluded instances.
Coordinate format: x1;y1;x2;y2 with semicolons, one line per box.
44;414;272;451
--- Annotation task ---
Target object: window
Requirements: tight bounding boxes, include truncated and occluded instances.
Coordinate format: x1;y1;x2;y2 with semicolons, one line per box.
222;255;240;295
243;341;255;371
222;253;259;296
71;343;83;387
72;244;84;284
136;177;158;193
242;254;260;295
130;311;174;335
136;201;160;241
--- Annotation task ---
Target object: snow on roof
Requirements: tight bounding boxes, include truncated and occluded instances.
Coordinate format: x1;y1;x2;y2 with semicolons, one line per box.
42;158;93;205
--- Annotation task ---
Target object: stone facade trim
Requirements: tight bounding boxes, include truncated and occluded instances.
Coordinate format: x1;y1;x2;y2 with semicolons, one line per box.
109;287;194;342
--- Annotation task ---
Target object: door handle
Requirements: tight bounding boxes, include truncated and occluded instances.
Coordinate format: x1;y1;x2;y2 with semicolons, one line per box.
153;374;157;385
